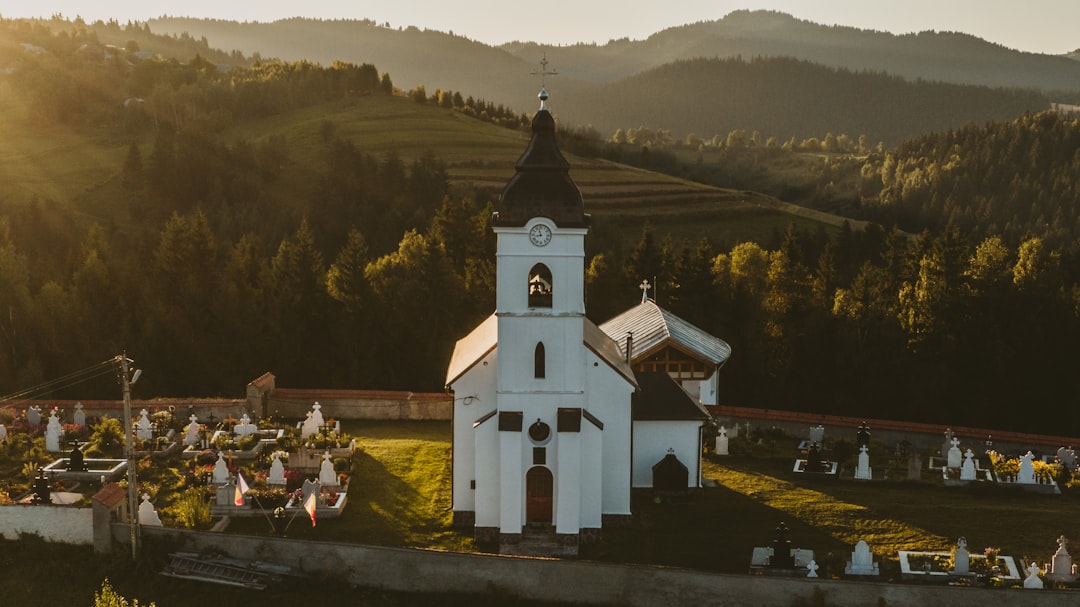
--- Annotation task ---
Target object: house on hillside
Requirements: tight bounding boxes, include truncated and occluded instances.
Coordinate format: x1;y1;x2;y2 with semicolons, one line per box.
445;86;730;554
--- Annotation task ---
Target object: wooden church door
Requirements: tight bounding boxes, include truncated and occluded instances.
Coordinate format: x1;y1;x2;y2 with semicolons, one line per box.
525;466;553;523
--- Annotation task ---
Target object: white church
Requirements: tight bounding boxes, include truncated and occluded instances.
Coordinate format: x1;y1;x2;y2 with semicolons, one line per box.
446;87;730;552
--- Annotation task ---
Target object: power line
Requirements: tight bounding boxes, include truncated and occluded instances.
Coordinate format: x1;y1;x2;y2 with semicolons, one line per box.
0;357;119;403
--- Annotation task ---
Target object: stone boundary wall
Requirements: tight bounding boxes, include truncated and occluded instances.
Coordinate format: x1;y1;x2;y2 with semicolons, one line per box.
0;504;93;544
709;404;1080;455
138;527;1062;607
262;389;451;421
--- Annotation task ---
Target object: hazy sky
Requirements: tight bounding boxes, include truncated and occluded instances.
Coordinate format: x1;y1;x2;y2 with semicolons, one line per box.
6;0;1079;55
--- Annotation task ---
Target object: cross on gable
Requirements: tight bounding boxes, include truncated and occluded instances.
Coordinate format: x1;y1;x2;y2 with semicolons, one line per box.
639;279;651;303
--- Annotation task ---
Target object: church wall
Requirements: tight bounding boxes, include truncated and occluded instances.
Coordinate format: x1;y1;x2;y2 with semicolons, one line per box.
584;351;634;516
493;223;587;316
555;429;581;534
450;352;499;515
632;420;703;488
498;425;524;533
496;315;584;395
580;419;604;528
473;410;500;529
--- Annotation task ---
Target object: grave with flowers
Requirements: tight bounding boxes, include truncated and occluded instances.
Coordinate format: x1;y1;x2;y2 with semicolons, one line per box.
181;412;284;461
898;537;1020;584
987;449;1062;494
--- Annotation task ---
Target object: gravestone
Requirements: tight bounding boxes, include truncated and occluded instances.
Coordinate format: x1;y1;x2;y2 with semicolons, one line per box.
960;449;977;481
45;409;62;452
907;452;922;481
946;437;963;469
855;445;872;480
1057;447;1076;471
300;411;319;439
856;422;870;449
808;425;824;446
319;452;339;486
212;453;230;484
844;540;879;576
216;479;235;506
184;414;200;447
138;494;163;526
136;409;153;441
804;443;830;473
67;441;87;472
952;537;970;574
806;560;819;578
1049;535;1078;583
31;468;51;504
268;452;286;485
302;478;321;510
73;402;85;427
1018;451;1036;484
942;428;954;459
769;522;795;569
234;413;258;437
310;402;325;428
715;426;729;456
1024;562;1044;589
27;405;41;427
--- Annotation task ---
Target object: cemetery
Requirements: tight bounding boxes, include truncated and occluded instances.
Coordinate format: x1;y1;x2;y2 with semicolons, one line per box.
0;402;354;530
7;399;1080;604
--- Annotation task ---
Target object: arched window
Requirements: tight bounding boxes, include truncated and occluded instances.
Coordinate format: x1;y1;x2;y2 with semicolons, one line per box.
534;342;546;378
528;263;553;308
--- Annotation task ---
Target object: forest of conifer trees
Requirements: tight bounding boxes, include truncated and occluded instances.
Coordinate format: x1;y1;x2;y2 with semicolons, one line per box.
2;18;1080;435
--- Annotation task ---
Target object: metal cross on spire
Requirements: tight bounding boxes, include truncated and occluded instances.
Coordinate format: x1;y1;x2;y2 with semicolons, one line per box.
531;53;558;88
639;279;651;304
530;53;557;110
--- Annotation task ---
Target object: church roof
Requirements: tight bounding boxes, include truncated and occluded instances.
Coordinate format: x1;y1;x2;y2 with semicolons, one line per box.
632;371;711;421
492;91;589;228
444;314;637;389
445;313;498;387
599;300;732;367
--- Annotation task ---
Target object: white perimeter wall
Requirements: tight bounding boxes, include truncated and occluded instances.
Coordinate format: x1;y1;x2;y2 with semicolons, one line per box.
632;420;702;488
0;504;93;544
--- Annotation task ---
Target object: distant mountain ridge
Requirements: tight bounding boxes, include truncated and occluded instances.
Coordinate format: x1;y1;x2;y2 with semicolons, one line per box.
144;11;1070;143
151;11;1080;95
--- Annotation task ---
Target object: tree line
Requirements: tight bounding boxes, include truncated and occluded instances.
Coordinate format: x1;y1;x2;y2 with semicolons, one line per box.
3;19;1080;435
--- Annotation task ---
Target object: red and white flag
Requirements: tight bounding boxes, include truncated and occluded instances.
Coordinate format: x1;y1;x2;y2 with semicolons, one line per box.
234;472;250;507
304;491;317;527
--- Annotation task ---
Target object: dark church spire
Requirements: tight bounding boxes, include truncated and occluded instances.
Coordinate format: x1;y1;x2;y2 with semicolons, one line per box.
492;71;589;228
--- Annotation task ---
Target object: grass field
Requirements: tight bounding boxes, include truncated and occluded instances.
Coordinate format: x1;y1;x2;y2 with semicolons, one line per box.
8;419;1077;604
225;420;1075;581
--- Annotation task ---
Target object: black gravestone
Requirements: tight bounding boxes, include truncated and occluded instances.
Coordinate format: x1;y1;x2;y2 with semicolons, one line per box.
857;422;870;449
769;522;795;569
67;441;87;472
31;468;51;504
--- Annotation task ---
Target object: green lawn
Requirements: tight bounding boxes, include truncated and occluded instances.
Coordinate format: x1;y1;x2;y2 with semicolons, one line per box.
9;419;1079;603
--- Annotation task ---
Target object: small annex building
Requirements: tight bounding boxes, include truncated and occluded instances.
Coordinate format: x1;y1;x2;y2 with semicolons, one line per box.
446;86;730;552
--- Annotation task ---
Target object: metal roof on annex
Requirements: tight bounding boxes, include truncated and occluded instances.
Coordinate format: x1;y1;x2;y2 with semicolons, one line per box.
599;300;732;368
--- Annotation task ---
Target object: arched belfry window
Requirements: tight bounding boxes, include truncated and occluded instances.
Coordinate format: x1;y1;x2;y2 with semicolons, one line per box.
534;342;546;378
528;263;553;308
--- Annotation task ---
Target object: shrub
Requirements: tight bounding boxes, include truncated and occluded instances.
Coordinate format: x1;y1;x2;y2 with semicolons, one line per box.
163;487;212;529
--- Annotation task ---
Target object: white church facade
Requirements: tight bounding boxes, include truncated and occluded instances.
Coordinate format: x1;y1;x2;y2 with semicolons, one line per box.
446;87;730;551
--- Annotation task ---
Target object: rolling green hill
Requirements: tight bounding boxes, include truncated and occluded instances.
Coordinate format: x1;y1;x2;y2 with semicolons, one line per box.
140;13;1062;147
0;80;848;252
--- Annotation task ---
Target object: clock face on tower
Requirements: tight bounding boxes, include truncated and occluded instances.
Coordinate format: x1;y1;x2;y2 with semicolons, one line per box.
529;224;552;246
